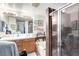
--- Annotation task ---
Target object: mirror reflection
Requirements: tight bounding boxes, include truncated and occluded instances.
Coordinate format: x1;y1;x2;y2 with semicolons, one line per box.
0;12;33;34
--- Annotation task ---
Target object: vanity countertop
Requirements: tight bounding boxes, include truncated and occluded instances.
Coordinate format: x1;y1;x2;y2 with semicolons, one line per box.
0;34;36;40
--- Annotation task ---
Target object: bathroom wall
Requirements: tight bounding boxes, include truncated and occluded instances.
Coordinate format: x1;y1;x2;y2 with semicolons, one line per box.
33;15;45;34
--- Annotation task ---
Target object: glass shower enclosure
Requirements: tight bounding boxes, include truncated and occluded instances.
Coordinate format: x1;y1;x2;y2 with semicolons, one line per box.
51;3;79;56
60;3;79;56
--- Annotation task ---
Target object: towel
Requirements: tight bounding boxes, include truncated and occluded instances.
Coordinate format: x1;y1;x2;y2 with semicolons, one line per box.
0;41;19;56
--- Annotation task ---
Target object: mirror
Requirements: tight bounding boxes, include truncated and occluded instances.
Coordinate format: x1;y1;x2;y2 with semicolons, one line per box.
1;12;33;34
16;16;33;34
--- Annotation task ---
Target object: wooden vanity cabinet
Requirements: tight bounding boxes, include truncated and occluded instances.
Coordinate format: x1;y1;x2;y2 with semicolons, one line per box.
15;40;23;52
22;38;35;53
14;38;35;53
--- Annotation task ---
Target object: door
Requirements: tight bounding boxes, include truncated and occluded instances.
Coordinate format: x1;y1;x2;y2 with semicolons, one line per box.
61;3;79;56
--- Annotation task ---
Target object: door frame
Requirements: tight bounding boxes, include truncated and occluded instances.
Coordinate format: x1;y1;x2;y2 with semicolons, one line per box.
46;7;55;56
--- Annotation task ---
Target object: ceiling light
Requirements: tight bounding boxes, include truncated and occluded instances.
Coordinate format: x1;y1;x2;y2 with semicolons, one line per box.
32;3;40;7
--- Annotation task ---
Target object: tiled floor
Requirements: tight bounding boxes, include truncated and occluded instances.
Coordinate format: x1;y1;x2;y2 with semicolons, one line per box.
27;52;37;56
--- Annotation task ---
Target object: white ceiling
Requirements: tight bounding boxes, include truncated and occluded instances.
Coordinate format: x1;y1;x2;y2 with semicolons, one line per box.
7;3;67;9
0;3;67;17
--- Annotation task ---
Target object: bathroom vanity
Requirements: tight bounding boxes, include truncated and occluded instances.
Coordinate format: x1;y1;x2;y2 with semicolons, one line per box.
14;38;36;53
0;34;36;53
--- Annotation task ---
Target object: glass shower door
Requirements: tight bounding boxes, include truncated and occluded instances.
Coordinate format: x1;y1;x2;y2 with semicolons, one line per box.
61;3;79;56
